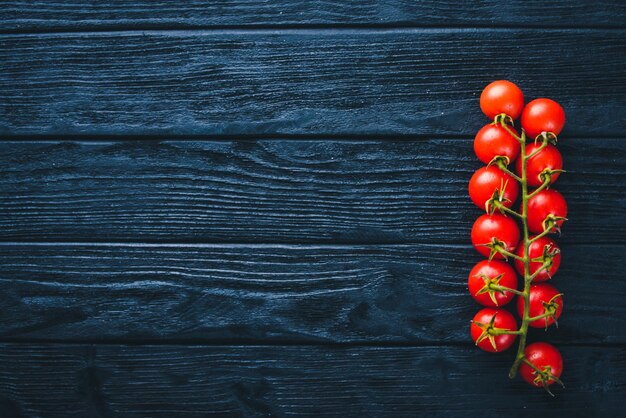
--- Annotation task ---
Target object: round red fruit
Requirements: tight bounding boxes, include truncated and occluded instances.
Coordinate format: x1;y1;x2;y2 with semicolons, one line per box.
469;166;519;210
514;236;561;282
470;308;517;352
480;80;525;120
517;283;563;329
474;124;520;165
471;214;520;259
519;342;563;388
521;98;565;139
527;190;568;234
468;260;518;307
517;143;563;187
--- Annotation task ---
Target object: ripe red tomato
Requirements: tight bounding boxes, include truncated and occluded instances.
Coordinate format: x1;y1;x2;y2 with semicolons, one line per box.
521;98;565;139
468;260;518;307
480;80;525;120
517;283;563;328
519;342;563;388
516;143;563;187
527;190;568;234
474;124;520;165
470;308;517;352
469;166;519;210
514;236;561;282
471;214;520;259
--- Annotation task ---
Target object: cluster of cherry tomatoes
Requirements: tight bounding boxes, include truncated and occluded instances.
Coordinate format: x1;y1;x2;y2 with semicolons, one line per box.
468;80;567;392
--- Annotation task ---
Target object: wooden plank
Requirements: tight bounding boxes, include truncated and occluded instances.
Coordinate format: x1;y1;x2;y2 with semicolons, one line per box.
0;243;623;344
0;139;623;244
1;30;625;136
3;1;625;31
0;343;623;416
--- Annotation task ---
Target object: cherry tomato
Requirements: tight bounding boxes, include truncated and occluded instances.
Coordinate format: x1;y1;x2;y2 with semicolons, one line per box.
480;80;525;120
516;143;563;187
527;190;568;234
474;124;520;165
514;236;561;282
468;260;518;307
471;214;520;259
517;283;563;329
521;98;565;139
470;308;517;352
519;342;563;388
469;166;519;210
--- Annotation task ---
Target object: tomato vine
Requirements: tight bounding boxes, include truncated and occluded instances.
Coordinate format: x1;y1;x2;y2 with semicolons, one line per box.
469;80;567;395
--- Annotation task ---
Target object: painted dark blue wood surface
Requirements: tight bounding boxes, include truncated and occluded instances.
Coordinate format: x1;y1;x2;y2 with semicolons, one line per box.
1;2;625;417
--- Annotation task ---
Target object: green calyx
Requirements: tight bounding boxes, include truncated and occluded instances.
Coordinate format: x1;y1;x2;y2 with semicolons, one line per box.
473;313;517;351
533;244;560;277
493;113;515;127
475;273;507;306
484;182;513;215
522;359;565;397
541;214;568;235
534;131;559;146
538;167;565;185
480;237;520;262
539;293;564;329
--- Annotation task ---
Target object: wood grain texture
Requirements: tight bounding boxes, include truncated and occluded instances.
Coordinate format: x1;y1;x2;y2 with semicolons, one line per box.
1;139;624;244
1;2;624;416
1;30;625;136
0;343;623;417
3;0;625;31
1;243;623;344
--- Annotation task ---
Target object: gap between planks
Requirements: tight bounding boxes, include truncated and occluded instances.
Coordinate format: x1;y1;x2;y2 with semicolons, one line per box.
2;26;626;38
0;241;619;248
2;25;626;36
0;134;623;143
0;339;623;348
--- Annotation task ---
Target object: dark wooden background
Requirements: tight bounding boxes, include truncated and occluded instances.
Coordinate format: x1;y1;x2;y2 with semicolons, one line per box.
1;1;625;417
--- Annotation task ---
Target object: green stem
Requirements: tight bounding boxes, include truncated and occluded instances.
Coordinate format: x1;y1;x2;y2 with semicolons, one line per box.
496;116;523;143
528;264;550;281
489;284;524;297
495;247;523;262
527;178;551;199
508;129;532;380
529;228;552;244
493;329;524;336
528;312;553;322
527;141;548;159
494;203;523;220
494;161;523;182
492;117;562;380
521;358;543;374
